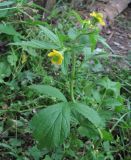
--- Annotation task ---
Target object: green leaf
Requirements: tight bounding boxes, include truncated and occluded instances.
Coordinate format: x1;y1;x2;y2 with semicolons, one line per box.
71;103;104;128
61;52;71;75
83;47;92;60
89;30;99;51
44;156;52;160
10;40;59;49
92;89;101;103
84;81;93;96
103;141;110;152
78;126;99;140
68;28;78;40
39;25;61;45
0;143;14;152
7;53;18;66
0;1;14;7
30;102;71;148
98;77;121;97
101;130;113;141
0;62;11;82
71;10;83;23
0;24;21;36
0;10;8;17
103;97;123;109
28;146;41;160
98;36;114;53
30;85;67;102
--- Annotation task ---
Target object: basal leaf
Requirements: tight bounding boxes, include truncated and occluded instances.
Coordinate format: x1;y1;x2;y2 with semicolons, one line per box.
30;85;67;102
30;102;71;148
71;102;104;128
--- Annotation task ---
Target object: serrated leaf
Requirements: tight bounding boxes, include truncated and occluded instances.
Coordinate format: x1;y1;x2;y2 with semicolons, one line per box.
39;25;60;45
30;102;71;148
30;85;67;102
10;40;59;49
71;103;104;128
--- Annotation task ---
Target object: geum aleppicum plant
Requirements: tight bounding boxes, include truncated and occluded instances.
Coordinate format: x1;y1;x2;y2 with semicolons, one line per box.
11;11;115;149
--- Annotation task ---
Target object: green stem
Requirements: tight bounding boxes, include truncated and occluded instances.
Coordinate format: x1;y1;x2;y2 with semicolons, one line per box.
110;111;131;132
70;52;76;102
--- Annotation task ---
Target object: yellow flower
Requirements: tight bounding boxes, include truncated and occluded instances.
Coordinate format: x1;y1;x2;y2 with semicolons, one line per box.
48;50;64;65
21;53;27;64
90;11;105;26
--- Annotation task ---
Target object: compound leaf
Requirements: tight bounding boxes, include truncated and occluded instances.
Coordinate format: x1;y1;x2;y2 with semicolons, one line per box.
30;102;71;148
71;102;104;128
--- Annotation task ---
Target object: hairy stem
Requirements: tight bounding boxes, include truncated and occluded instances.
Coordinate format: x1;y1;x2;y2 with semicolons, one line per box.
70;52;76;102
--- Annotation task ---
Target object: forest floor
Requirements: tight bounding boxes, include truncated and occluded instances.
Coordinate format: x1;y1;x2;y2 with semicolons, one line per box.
102;7;131;69
77;3;131;69
102;7;131;56
80;6;131;57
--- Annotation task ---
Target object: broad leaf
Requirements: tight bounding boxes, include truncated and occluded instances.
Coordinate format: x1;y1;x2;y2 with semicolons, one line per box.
30;85;67;102
39;25;61;45
10;40;59;49
71;102;104;128
30;102;71;148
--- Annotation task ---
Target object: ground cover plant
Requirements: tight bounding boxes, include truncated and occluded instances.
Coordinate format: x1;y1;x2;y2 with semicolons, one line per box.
0;0;131;160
